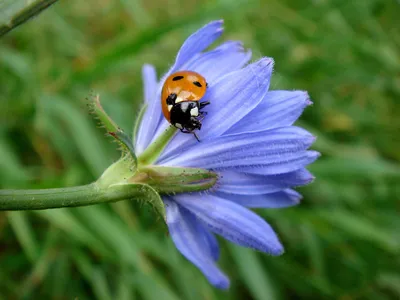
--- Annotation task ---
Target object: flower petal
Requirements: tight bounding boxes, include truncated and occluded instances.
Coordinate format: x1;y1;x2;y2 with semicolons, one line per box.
158;58;274;161
214;189;302;208
175;194;284;255
228;90;312;134
169;20;224;74
135;64;158;153
184;41;252;84
215;169;314;195
164;199;229;289
236;150;320;175
196;221;220;261
136;75;162;154
142;64;157;104
202;57;273;138
160;127;315;174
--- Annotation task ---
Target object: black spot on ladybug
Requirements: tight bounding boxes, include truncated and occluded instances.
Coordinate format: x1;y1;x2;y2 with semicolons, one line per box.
172;76;184;81
193;81;202;87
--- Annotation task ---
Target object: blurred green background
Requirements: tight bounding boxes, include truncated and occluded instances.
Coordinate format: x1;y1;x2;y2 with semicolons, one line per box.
1;0;400;299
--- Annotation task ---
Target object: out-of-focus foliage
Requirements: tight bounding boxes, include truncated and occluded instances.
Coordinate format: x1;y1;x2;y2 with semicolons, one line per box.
1;0;399;299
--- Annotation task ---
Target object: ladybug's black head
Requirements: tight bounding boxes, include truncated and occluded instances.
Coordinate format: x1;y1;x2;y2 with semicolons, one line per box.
170;101;201;131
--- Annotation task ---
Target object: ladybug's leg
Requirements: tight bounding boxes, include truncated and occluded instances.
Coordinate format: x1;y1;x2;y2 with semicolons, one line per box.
199;101;210;109
192;131;200;142
179;129;201;142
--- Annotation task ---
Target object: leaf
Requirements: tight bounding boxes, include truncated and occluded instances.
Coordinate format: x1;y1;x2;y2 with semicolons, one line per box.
309;157;400;179
39;94;110;177
7;211;39;262
73;252;114;300
0;136;31;186
90;93;137;168
230;245;279;300
318;209;400;253
132;272;180;300
0;0;58;37
118;183;166;223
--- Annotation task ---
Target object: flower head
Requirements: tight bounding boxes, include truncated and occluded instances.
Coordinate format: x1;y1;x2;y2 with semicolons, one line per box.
135;20;319;289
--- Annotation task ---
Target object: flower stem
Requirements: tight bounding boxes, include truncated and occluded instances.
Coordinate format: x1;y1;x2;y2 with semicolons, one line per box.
138;125;177;165
0;183;150;211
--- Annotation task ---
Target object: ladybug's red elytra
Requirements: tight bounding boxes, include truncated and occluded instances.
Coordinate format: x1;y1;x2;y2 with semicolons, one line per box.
161;71;210;141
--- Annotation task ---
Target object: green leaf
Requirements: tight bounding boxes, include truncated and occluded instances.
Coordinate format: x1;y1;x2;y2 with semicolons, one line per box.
39;94;110;177
90;93;137;168
0;136;31;186
133;272;180;300
0;0;58;37
7;211;39;262
73;252;114;300
309;157;400;179
128;183;166;223
230;245;279;300
318;209;400;253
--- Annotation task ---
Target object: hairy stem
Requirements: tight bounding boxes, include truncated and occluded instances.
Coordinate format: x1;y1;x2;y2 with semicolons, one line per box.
0;183;150;211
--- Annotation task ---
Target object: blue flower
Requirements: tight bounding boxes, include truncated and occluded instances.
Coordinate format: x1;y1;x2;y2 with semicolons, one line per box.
135;20;319;289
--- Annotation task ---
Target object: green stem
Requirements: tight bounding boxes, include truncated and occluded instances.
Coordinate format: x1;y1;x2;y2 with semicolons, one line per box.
138;125;177;165
0;183;149;211
0;0;59;37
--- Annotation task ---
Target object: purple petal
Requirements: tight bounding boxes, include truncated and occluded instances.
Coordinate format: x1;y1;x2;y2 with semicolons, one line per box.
228;90;312;134
136;80;162;154
196;221;220;261
160;127;315;174
214;189;303;208
136;64;158;153
202;57;273;137
184;41;252;84
175;194;284;255
236;150;320;175
161;20;224;81
158;58;274;161
142;64;157;104
215;169;314;195
164;198;229;289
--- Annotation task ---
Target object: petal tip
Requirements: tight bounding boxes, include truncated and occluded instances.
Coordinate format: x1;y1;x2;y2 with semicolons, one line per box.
260;57;274;68
209;19;224;31
286;189;303;203
274;244;285;256
313;151;322;158
212;277;230;290
310;135;317;144
262;241;284;256
142;63;153;69
305;135;317;146
302;92;313;105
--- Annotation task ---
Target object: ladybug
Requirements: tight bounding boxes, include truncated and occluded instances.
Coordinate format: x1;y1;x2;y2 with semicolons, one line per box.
161;71;210;141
